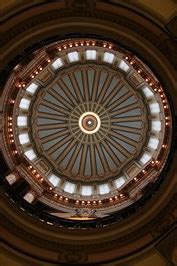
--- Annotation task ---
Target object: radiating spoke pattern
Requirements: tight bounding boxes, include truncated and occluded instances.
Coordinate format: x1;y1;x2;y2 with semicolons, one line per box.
33;65;146;181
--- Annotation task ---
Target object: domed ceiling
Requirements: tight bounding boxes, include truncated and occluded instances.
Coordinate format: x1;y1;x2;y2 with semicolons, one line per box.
1;1;177;265
1;38;172;220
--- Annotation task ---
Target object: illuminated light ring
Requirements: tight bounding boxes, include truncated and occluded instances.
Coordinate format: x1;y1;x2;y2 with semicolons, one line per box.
14;46;168;195
79;112;101;134
3;39;172;214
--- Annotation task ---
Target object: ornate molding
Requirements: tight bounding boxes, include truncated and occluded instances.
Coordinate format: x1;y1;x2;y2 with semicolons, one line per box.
0;191;177;261
1;2;177;69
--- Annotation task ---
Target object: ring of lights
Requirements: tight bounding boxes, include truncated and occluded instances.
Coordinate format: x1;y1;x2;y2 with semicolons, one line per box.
70;101;110;144
79;112;100;134
3;38;172;218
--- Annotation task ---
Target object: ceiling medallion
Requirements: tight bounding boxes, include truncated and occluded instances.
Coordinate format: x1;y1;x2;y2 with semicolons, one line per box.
79;112;100;134
2;38;172;222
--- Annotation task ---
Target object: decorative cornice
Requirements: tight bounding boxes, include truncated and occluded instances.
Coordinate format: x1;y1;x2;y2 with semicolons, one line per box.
1;191;177;258
1;3;177;67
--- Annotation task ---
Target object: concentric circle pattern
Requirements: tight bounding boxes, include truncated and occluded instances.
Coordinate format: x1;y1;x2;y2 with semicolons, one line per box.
32;65;146;181
72;103;109;139
79;112;100;134
2;38;172;219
